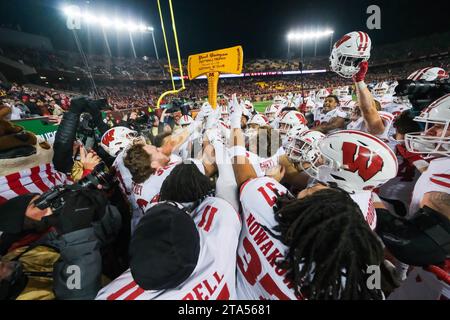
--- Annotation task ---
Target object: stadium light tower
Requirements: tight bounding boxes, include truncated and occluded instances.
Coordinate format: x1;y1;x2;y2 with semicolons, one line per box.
148;26;160;61
62;6;159;59
287;29;334;60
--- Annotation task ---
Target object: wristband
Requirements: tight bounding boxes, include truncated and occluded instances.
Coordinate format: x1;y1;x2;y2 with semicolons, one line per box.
356;81;367;90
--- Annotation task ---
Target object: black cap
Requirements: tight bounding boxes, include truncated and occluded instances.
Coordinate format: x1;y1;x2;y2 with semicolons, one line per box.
129;203;200;290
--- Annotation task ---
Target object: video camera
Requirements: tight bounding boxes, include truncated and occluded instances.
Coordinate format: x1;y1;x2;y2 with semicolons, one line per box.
395;78;450;112
33;162;113;211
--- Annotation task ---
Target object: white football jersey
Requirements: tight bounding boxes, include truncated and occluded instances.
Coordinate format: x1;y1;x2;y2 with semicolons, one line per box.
349;191;377;230
320;108;348;124
96;197;242;300
346;111;394;141
409;157;450;217
236;177;304;300
132;158;205;213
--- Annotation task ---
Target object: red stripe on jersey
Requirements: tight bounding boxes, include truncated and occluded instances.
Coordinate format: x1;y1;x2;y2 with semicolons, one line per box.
124;287;145;300
45;164;56;185
433;174;450;179
216;284;230;300
430;178;450;188
6;172;29;196
107;281;137;300
30;166;50;193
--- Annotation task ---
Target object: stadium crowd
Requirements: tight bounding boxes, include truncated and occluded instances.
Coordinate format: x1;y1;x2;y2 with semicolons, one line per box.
0;30;449;301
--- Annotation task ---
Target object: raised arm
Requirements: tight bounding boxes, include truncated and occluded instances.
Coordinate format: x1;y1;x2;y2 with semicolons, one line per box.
229;94;257;188
353;61;385;135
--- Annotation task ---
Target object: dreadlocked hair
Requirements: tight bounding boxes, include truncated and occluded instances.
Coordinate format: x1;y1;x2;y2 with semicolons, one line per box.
160;161;214;204
273;188;384;300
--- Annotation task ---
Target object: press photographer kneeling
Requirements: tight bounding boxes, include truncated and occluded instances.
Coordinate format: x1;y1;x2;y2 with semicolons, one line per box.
0;165;122;300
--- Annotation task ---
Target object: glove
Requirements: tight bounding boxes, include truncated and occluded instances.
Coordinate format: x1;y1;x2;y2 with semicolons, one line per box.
396;144;425;166
44;190;107;235
85;99;110;135
205;107;221;130
353;61;369;83
69;96;88;115
229;93;243;129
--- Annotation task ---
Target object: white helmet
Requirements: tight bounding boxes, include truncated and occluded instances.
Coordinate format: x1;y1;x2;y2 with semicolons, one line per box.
284;124;309;146
244;100;254;113
316;88;330;104
100;126;139;157
330;31;372;78
248;114;269;127
373;82;390;97
407;67;449;81
265;104;281;121
278;110;307;135
332;86;350;100
405;93;450;156
339;99;356;119
286;130;325;175
179;115;193;126
311;130;398;193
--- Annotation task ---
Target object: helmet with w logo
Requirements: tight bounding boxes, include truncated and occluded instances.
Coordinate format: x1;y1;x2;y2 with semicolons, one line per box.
248;114;270;127
312;130;398;193
100;126;139;157
330;31;371;78
278;111;307;135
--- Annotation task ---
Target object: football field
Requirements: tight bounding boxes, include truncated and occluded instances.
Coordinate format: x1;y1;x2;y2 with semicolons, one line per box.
253;100;272;113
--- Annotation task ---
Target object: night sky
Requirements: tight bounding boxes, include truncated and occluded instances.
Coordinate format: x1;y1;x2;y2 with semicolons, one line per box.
0;0;448;59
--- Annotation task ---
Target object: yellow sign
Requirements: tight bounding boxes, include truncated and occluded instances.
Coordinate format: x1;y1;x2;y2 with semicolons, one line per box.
188;46;243;108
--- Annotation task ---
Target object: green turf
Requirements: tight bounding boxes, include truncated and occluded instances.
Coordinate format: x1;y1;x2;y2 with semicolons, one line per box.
253;100;273;113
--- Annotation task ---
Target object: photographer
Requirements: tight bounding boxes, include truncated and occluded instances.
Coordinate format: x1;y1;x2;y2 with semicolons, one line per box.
0;188;121;300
